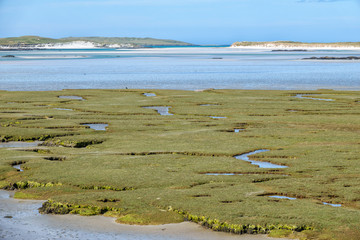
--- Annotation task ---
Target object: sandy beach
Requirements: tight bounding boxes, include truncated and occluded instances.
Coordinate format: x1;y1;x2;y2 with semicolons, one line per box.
230;45;360;50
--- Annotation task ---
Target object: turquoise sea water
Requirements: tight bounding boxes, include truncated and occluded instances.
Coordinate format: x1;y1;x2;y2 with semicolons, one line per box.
0;47;359;91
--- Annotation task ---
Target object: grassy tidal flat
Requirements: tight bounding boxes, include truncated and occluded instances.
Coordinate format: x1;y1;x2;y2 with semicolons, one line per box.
0;89;359;239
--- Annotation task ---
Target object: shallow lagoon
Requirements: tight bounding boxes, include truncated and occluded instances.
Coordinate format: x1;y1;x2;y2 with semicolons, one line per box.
1;48;360;91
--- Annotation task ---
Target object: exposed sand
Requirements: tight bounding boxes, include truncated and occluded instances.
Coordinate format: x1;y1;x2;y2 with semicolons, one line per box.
231;45;360;50
18;56;88;59
0;190;292;240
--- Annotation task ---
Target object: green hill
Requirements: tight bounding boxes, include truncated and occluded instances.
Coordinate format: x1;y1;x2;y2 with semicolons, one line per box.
61;37;193;46
0;36;66;45
0;36;193;48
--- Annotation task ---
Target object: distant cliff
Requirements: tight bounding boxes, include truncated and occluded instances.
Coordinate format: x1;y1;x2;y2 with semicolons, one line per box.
231;41;360;49
0;36;193;49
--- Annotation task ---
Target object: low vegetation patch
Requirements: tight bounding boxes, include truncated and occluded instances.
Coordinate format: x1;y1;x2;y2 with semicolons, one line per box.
4;181;63;190
42;139;103;148
39;199;121;216
170;207;314;234
44;157;66;161
78;185;134;191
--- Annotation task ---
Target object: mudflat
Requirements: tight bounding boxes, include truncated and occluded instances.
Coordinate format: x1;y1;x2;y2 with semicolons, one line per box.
0;190;288;240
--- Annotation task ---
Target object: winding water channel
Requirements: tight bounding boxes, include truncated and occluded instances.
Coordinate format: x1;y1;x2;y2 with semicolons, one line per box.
323;202;341;207
294;94;334;101
269;196;296;200
235;150;288;169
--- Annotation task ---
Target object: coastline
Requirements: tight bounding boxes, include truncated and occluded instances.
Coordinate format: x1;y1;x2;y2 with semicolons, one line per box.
0;190;291;240
3;46;360;51
230;45;360;51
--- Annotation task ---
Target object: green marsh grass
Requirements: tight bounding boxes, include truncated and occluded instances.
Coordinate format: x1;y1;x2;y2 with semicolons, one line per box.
0;89;359;239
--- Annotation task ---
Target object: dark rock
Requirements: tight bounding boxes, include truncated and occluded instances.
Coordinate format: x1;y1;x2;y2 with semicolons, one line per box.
303;56;360;60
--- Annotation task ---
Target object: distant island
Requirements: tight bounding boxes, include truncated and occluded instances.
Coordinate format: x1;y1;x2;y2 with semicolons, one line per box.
231;41;360;50
0;36;193;50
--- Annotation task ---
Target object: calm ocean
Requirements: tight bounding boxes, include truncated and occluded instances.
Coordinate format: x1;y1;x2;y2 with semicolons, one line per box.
1;47;359;91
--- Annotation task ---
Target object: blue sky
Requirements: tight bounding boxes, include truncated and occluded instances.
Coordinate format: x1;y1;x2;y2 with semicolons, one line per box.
0;0;359;44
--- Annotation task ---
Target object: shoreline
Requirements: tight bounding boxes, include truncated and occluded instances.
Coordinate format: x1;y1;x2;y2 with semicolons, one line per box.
230;46;360;51
0;190;291;240
1;88;360;92
2;45;360;51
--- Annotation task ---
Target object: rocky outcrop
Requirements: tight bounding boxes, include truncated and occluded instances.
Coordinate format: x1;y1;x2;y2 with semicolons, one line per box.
303;56;360;60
